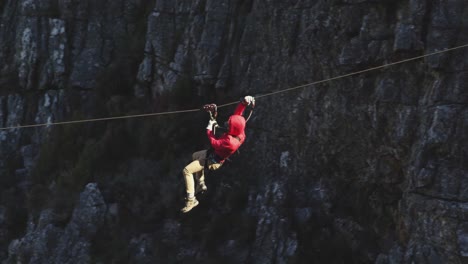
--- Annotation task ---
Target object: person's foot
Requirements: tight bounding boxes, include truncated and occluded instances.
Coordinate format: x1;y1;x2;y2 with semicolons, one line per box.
196;181;208;194
181;197;199;213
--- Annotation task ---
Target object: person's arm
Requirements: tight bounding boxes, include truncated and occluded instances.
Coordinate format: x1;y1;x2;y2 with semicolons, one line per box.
233;95;255;115
233;102;246;116
206;120;223;149
207;129;223;149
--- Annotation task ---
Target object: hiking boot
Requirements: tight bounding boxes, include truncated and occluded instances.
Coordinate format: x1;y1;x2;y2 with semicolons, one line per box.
196;181;208;194
181;197;199;213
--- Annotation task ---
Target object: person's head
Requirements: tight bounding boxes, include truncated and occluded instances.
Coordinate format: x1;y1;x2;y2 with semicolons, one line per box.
226;115;246;136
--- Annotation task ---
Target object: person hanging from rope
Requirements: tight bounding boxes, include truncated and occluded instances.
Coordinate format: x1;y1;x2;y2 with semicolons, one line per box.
181;95;255;213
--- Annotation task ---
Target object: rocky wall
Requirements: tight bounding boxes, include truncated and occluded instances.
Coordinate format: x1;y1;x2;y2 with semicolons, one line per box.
0;0;467;263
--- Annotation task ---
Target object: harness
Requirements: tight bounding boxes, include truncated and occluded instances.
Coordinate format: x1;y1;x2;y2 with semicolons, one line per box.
206;149;223;165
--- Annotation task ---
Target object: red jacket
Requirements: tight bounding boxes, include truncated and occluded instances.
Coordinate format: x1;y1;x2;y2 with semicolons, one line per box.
207;102;247;163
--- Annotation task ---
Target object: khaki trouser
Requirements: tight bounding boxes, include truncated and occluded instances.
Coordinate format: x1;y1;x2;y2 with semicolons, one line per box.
183;150;222;195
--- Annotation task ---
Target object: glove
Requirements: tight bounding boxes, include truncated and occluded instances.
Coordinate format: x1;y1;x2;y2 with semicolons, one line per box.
206;119;218;130
242;95;255;106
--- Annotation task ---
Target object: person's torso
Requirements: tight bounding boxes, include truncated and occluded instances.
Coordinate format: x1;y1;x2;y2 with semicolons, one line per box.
213;133;245;159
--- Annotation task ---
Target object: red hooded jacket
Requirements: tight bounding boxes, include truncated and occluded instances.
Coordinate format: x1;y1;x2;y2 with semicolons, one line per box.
207;102;247;163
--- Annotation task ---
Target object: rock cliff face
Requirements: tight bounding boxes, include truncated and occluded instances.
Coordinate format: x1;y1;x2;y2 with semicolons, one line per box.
0;0;467;263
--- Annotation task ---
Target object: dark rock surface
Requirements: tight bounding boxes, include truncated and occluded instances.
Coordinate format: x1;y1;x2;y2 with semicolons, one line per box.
4;183;106;263
0;0;467;263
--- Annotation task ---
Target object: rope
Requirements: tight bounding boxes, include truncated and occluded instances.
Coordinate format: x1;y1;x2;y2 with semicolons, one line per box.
255;43;468;99
1;43;467;131
0;109;200;130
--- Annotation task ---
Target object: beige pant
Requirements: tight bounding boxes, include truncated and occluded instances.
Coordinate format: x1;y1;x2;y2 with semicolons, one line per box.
183;150;222;195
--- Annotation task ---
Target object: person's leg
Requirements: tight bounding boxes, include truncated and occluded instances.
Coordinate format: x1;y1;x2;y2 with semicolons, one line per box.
182;159;204;196
208;163;222;171
192;150;207;184
192;150;207;160
181;155;205;213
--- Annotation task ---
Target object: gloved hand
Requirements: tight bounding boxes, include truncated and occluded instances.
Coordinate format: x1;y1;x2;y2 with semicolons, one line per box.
206;119;218;130
242;95;255;106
